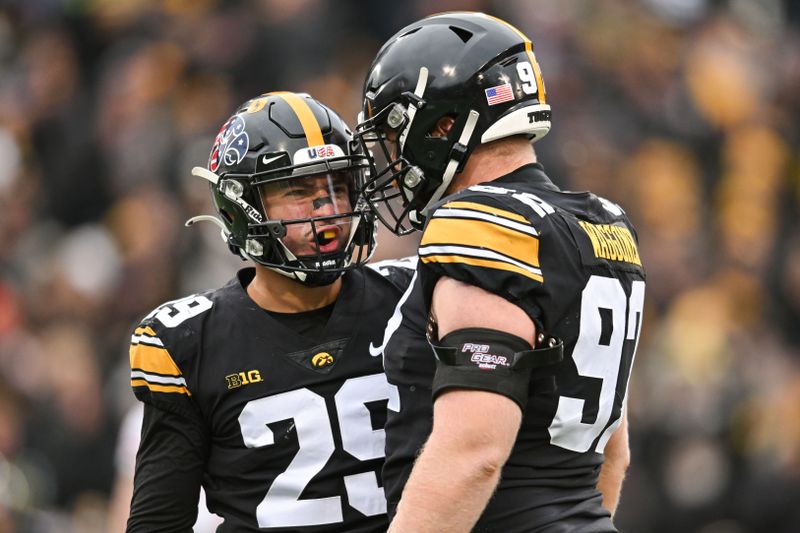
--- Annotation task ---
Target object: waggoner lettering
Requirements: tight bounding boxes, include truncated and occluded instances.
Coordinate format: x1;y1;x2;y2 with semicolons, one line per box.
578;221;642;266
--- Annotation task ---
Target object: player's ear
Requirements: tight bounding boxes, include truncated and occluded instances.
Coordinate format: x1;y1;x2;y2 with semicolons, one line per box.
430;116;455;138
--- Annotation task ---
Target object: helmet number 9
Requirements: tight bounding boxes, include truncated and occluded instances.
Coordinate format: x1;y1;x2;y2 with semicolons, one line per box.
516;61;538;96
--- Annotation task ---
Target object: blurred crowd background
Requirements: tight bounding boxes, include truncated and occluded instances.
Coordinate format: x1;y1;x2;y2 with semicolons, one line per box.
0;0;799;531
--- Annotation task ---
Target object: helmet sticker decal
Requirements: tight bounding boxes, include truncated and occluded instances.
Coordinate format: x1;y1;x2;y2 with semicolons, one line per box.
485;82;514;106
292;144;345;164
209;114;249;172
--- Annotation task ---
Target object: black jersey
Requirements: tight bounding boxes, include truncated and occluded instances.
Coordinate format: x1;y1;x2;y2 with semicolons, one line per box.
128;262;414;533
380;163;646;532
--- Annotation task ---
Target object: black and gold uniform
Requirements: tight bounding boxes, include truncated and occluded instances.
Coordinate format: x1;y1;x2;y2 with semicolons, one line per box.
128;261;414;532
380;164;646;532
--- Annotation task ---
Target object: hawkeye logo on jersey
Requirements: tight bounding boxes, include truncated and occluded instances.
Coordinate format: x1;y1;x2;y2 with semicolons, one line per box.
226;370;263;389
462;343;510;371
311;352;335;368
578;221;642;266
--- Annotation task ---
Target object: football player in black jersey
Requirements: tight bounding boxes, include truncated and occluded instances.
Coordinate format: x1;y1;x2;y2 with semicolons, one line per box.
126;92;414;532
355;12;646;533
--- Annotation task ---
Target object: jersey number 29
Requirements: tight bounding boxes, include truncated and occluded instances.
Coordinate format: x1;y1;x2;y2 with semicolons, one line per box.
238;373;397;528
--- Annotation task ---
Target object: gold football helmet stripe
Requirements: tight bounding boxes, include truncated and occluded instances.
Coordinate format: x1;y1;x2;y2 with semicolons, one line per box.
440;200;530;224
270;92;325;147
482;13;546;104
130;343;182;377
131;378;191;396
421;216;540;268
421;254;544;283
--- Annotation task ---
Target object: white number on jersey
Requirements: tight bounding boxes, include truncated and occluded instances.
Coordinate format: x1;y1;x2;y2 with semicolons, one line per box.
144;294;213;328
238;373;399;528
548;276;645;453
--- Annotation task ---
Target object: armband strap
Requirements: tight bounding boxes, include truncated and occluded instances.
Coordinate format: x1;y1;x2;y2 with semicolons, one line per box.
431;328;563;370
428;327;564;410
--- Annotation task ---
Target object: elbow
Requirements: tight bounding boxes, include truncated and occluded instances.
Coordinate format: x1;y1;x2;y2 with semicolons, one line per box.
456;438;511;484
423;432;510;485
474;446;508;481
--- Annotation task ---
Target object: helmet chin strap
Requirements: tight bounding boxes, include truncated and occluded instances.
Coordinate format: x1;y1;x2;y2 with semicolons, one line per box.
271;207;373;283
269;239;308;283
420;109;480;216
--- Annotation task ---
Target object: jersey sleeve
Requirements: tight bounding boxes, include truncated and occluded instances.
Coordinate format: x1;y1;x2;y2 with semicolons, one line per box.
129;297;206;417
418;197;546;322
366;256;418;291
127;402;208;533
127;300;211;532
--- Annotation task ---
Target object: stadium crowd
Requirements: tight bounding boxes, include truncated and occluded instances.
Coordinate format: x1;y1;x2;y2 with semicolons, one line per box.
0;0;798;531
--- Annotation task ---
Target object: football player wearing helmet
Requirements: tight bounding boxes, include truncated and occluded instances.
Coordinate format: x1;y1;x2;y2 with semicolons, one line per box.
126;92;414;532
355;12;646;532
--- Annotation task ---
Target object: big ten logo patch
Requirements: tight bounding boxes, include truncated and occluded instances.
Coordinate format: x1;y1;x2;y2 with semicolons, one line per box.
226;370;263;389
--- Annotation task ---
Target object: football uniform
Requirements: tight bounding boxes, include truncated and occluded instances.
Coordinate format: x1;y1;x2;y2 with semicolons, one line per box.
127;261;414;532
380;163;646;532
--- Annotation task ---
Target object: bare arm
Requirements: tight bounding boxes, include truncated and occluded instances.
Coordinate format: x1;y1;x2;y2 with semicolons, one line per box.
597;410;630;517
108;474;135;533
388;277;535;532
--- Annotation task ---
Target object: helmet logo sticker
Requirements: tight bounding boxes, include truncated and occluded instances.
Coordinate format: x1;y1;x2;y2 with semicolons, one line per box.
485;82;514;106
293;144;345;164
209;114;250;172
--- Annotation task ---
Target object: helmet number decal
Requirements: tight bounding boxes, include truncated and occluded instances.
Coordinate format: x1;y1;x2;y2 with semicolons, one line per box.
516;61;538;96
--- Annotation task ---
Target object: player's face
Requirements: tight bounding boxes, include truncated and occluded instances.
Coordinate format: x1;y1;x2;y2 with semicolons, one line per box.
260;172;353;257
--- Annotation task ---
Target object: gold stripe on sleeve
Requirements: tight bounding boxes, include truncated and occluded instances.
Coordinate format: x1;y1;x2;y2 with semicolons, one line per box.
130;344;182;377
131;379;191;396
440;201;531;224
420;254;543;283
421;217;540;268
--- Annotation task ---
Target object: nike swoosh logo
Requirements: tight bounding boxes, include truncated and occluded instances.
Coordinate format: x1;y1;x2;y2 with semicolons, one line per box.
261;154;284;166
369;342;383;357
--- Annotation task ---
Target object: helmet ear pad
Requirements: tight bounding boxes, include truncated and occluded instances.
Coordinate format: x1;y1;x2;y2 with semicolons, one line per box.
210;183;249;256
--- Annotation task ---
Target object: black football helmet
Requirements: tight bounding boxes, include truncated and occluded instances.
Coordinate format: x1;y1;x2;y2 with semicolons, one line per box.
354;12;552;234
187;92;376;286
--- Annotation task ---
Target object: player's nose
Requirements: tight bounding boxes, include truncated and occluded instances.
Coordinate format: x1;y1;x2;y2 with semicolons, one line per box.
311;194;335;214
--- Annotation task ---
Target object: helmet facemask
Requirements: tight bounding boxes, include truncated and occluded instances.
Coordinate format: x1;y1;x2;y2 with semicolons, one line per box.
355;95;428;236
246;154;373;286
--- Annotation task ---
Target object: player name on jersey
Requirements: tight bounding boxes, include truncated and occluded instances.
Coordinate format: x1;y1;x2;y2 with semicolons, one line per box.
578;221;641;266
